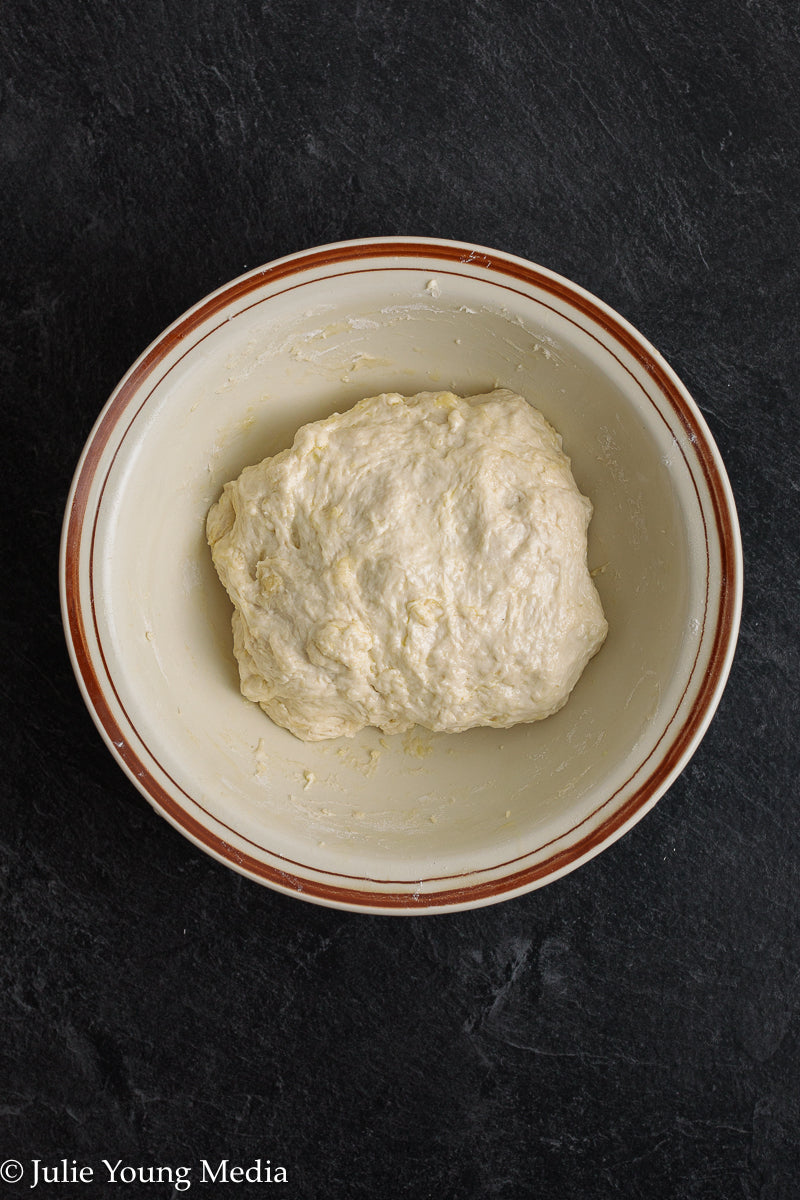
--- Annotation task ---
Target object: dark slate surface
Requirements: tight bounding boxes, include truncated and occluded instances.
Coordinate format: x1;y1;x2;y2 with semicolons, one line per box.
2;1;799;1196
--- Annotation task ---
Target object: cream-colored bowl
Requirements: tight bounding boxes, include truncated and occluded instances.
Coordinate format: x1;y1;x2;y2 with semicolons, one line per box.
60;238;742;913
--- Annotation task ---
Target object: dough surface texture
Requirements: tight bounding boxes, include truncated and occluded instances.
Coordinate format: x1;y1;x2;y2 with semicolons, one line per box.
207;390;607;741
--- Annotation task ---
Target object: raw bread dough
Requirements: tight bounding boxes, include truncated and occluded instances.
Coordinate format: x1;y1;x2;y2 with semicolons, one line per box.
207;389;607;741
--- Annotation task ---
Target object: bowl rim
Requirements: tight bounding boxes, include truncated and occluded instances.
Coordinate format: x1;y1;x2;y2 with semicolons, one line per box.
59;235;743;914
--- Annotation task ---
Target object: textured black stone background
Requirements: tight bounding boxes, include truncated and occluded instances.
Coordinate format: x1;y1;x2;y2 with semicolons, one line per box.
2;1;799;1197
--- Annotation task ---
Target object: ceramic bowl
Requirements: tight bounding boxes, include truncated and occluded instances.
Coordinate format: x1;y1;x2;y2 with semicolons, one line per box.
60;237;742;913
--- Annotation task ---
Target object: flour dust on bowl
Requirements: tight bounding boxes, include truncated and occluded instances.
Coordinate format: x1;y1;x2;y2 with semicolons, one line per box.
59;237;742;914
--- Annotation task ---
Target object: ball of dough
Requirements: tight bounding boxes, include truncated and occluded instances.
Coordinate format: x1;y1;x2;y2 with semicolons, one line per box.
207;389;607;741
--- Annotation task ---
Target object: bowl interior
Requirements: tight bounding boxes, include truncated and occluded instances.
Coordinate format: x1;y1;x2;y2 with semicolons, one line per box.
71;244;730;907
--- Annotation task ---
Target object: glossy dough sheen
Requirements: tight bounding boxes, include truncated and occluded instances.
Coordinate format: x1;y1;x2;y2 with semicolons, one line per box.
207;390;607;741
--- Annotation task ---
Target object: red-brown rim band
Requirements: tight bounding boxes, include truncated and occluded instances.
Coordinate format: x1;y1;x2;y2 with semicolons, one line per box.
61;239;741;911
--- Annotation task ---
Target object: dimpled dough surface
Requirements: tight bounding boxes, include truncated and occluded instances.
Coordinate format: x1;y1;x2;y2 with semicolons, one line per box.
206;389;607;741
